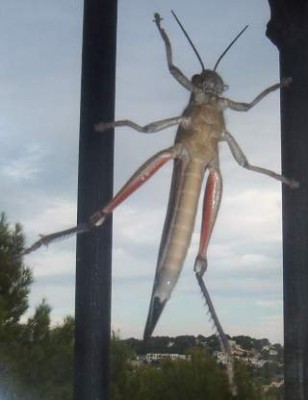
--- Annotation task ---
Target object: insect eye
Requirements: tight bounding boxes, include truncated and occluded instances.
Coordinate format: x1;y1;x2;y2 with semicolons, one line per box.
223;84;229;92
191;74;202;86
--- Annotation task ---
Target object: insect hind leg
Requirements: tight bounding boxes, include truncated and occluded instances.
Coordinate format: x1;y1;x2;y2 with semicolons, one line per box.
194;167;222;276
196;273;237;396
194;167;236;394
19;147;177;257
89;146;177;227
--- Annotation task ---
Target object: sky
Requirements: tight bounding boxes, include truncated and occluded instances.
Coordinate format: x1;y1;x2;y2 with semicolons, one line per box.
0;0;286;343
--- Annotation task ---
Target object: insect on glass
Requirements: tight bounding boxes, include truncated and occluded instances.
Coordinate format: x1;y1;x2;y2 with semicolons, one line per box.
19;11;298;395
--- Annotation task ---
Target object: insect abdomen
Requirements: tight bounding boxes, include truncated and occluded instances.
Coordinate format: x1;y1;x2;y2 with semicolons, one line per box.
154;160;204;301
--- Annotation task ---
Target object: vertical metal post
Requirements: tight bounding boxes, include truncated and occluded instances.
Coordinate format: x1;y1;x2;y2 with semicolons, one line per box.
74;1;117;399
267;1;308;399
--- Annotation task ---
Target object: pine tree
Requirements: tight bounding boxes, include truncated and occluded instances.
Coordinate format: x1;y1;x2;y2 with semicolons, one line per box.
0;212;32;326
0;212;33;398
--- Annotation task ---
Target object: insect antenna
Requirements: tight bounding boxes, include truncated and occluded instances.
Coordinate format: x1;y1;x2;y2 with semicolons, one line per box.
171;10;205;72
214;25;248;71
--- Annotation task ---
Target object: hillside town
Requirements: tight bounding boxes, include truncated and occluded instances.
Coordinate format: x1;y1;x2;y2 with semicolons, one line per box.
124;334;284;396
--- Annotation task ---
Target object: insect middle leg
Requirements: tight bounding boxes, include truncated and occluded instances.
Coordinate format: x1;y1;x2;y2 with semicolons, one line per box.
223;130;299;188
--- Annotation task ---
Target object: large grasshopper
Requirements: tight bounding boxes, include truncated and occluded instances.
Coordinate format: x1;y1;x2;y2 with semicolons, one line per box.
20;12;298;395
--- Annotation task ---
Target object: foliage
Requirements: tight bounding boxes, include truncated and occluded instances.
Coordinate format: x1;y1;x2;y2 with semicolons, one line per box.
202;334;221;352
232;335;263;352
0;301;74;400
0;213;32;326
108;344;263;400
110;333;136;400
233;360;263;400
0;213;73;399
115;348;229;400
125;334;205;355
264;384;284;400
256;362;283;386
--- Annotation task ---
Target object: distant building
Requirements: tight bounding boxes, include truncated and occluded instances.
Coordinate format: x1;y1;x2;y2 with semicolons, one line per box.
142;353;190;363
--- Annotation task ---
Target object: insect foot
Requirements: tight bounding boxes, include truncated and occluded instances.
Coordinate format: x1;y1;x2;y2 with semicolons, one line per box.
282;77;293;88
153;12;162;24
288;179;300;189
95;122;113;132
194;255;208;276
89;210;106;227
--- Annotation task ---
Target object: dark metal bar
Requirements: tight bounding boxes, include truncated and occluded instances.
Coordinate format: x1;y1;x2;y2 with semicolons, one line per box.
267;1;308;399
74;1;117;399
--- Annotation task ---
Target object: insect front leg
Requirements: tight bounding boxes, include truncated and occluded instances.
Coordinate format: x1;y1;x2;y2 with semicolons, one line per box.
224;77;292;111
222;130;299;188
153;13;194;92
95;115;183;133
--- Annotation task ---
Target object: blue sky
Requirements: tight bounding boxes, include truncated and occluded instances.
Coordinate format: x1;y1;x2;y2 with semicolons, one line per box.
0;0;286;343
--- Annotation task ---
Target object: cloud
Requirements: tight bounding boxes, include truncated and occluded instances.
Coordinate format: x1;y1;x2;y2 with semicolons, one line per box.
255;299;282;309
24;198;77;237
28;248;76;278
1;143;45;181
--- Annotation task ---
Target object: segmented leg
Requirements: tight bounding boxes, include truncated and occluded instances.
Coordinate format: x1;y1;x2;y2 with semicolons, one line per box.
225;77;292;111
20;147;178;257
223;130;299;188
196;275;236;396
153;13;194;92
194;167;222;275
194;168;237;396
95;116;183;133
89;147;177;226
20;224;90;256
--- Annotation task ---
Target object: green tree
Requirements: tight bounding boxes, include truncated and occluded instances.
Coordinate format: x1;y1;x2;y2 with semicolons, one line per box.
0;213;33;398
47;315;74;399
234;360;263;399
264;384;284;400
1;301;74;400
110;333;135;400
0;213;32;326
109;346;263;400
0;214;74;399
